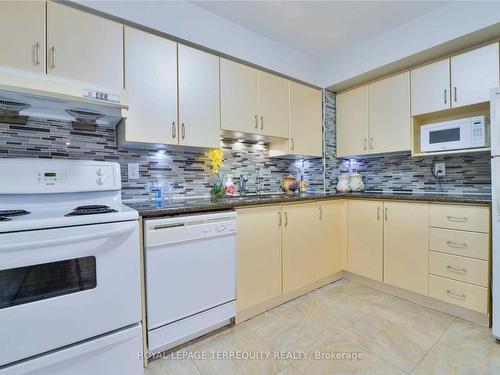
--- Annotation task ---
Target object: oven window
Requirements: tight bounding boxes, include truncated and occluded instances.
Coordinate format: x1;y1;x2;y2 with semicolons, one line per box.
429;128;460;144
0;257;96;309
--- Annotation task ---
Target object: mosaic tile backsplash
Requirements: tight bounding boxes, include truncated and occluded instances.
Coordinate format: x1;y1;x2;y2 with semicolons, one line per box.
0;90;491;199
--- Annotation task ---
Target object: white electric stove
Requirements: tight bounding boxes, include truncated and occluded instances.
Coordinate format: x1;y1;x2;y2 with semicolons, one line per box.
0;158;143;375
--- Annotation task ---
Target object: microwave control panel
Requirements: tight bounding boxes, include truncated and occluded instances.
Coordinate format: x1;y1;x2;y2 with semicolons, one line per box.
471;120;487;147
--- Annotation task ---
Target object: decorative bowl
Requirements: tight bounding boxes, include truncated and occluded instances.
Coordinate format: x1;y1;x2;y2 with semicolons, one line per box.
280;175;299;194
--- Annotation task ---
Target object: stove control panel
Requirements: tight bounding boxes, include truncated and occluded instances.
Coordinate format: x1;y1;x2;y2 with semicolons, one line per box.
0;159;122;194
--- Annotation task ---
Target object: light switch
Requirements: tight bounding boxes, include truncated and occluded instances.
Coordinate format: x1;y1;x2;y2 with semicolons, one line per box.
128;163;140;180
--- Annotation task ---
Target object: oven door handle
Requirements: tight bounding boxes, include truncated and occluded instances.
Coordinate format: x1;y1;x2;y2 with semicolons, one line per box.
0;222;136;253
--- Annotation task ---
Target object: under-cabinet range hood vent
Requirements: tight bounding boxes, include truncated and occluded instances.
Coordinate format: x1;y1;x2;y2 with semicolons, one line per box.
0;67;128;126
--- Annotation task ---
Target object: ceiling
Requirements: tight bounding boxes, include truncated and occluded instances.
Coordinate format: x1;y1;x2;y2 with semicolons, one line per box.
191;1;449;60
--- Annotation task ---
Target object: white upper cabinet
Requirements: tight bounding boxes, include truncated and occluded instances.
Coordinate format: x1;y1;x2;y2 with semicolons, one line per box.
451;43;499;108
411;59;450;116
258;71;289;138
47;2;123;90
178;45;220;148
220;58;259;134
337;86;369;157
0;1;45;73
369;72;410;154
122;27;178;146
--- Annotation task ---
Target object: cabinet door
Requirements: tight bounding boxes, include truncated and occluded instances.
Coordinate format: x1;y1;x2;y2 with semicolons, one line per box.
384;201;429;295
347;200;383;281
282;203;319;293
258;71;289;138
451;43;500;108
410;59;450;116
236;206;282;312
178;45;220;148
289;82;323;157
369;72;410;154
47;2;123;90
123;27;177;145
337;86;369;157
318;200;347;279
220;58;259;134
0;1;45;73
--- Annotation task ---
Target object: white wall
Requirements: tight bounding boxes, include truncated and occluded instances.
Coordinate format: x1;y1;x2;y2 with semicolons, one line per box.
75;0;323;87
323;1;500;88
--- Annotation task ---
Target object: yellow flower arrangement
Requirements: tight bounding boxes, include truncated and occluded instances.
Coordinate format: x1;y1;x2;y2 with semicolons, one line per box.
208;148;224;174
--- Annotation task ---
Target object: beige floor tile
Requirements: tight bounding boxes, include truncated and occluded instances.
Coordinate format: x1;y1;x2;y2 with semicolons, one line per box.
292;335;406;375
145;355;201;375
340;302;447;373
412;318;500;375
191;327;289;375
276;364;304;375
318;280;394;308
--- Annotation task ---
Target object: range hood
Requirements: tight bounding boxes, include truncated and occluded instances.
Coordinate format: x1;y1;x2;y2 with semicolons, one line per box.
0;67;128;127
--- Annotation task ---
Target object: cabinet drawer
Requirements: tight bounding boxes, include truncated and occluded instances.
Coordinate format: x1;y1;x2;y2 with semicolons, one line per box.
429;251;488;287
429;275;488;313
430;204;489;233
429;228;489;260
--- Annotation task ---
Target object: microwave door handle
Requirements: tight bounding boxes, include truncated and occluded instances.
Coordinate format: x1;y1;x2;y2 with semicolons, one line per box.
0;223;136;253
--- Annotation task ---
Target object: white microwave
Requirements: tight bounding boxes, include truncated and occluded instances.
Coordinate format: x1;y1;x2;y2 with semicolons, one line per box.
420;116;488;153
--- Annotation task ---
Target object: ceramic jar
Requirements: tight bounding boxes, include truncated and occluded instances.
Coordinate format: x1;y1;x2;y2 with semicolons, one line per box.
336;174;351;192
349;172;365;192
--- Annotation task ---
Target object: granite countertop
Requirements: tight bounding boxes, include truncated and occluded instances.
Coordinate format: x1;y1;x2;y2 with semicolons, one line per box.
125;191;491;218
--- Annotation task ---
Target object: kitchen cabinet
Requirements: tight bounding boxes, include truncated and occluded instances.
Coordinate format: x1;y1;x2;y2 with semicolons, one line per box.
220;58;259;135
368;72;410;154
317;200;346;279
178;45;220;148
410;59;450;116
236;206;282;312
411;42;499;116
347;200;383;281
337;73;410;157
0;1;45;73
450;43;499;108
282;203;319;294
383;201;429;295
121;27;177;146
258;71;289;138
337;86;369;157
46;2;123;90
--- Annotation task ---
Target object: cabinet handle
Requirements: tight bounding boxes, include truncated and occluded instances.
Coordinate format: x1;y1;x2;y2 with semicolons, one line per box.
370;138;374;150
290;138;295;150
454;87;457;103
446;265;467;274
254;115;258;129
444;89;447;104
171;122;176;139
33;42;40;66
446;215;468;223
363;138;367;150
446;240;467;249
278;211;282;226
446;289;466;300
284;212;288;227
181;123;185;139
377;207;381;221
318;206;323;220
260;116;264;130
50;46;56;69
384;208;388;221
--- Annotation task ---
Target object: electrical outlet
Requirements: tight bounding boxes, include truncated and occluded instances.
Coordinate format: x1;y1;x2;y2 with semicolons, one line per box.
128;163;140;180
434;162;446;177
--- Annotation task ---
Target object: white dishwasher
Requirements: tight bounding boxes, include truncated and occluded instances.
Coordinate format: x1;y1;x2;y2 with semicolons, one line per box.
144;211;236;353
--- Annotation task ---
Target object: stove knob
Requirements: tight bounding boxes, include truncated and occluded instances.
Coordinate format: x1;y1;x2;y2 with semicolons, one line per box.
96;168;103;176
96;176;104;185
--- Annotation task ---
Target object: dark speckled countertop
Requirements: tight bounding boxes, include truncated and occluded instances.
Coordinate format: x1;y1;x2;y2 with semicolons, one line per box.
124;191;491;218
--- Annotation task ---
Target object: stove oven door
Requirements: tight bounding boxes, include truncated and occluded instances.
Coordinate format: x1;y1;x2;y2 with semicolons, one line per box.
0;220;141;367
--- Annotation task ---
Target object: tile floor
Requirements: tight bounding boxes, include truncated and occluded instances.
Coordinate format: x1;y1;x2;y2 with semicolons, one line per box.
146;279;500;374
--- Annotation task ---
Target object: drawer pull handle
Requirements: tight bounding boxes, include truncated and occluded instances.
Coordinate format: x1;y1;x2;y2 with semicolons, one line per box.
446;240;467;248
446;289;466;300
446;215;468;222
278;212;282;226
446;265;467;274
